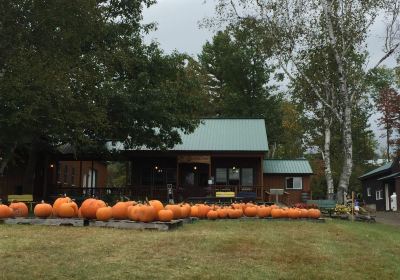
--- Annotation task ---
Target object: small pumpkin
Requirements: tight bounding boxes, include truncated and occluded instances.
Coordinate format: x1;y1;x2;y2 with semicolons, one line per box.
300;209;309;218
0;204;13;219
96;207;113;221
9;202;28;217
257;206;270;218
217;208;228;219
58;202;76;218
207;210;218;220
158;209;173;222
165;204;181;219
271;208;283;219
34;201;53;218
198;204;210;219
308;209;321;219
190;205;199;218
180;203;191;219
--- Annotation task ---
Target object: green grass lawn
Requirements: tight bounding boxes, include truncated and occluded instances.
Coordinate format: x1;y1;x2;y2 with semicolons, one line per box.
0;220;399;280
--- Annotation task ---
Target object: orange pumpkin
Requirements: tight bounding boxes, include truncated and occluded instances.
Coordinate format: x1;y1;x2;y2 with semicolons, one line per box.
137;205;156;223
190;205;199;218
34;202;53;218
165;204;181;219
207;210;218;220
9;202;28;217
217;208;228;219
58;202;76;218
149;200;164;213
80;199;106;219
308;209;321;219
52;197;71;216
180;203;191;218
96;207;113;221
198;204;210;219
158;209;174;222
300;209;309;218
0;205;13;219
127;204;141;221
112;202;129;220
244;206;258;217
288;208;300;219
271;208;283;218
257;206;270;218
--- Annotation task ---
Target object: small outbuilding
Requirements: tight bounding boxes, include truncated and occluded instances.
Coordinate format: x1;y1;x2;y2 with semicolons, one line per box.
359;156;400;211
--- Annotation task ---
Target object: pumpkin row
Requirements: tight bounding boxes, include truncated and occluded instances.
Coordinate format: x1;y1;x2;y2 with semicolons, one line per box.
0;199;321;222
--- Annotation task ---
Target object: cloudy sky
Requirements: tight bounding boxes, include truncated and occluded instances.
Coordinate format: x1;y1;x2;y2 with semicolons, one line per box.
142;0;398;151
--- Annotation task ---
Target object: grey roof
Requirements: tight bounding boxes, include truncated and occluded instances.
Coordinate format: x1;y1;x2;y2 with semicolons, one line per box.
263;159;313;174
359;161;393;179
377;172;400;181
109;119;269;152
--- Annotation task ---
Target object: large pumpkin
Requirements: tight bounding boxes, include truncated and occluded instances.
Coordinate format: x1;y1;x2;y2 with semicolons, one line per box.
300;209;309;218
58;202;77;218
198;204;210;219
207;210;218;220
158;209;173;222
180;204;191;219
9;202;28;217
112;202;129;220
52;197;71;216
0;205;13;219
149;200;164;214
34;202;53;218
165;204;181;219
244;206;258;217
80;199;106;219
137;205;156;223
96;207;113;221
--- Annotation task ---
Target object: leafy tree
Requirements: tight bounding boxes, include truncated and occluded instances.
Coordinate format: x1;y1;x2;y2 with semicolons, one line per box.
198;23;284;151
0;0;203;192
210;0;400;202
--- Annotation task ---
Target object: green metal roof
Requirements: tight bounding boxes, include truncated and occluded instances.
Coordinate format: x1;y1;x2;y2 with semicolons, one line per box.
263;159;313;174
359;161;393;179
109;119;269;152
377;172;400;181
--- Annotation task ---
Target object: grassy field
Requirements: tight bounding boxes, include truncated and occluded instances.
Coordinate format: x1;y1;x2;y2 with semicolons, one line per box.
0;220;399;280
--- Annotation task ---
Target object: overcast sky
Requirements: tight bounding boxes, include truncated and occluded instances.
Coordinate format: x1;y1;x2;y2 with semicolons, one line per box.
142;0;398;152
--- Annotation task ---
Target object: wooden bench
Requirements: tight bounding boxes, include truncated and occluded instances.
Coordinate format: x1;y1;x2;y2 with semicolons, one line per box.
216;191;235;198
7;194;35;212
307;199;336;216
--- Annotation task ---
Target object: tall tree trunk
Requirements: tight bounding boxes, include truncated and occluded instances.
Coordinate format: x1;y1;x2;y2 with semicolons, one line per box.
337;105;353;204
323;115;335;200
0;142;17;175
386;126;390;161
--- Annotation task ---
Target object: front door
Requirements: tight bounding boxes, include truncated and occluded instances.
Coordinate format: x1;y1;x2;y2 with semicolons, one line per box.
179;163;209;198
385;183;390;211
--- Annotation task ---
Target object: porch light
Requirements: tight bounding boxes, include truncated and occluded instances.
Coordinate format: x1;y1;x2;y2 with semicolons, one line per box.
50;164;54;168
154;166;159;170
232;166;236;170
193;166;197;170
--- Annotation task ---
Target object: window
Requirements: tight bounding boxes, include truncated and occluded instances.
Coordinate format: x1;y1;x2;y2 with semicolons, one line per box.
216;168;227;184
367;187;371;197
154;168;165;185
286;177;303;190
241;168;253;185
376;189;383;200
166;168;177;184
228;168;240;185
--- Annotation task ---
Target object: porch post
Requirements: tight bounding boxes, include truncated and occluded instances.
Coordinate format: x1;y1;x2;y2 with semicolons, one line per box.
79;160;83;193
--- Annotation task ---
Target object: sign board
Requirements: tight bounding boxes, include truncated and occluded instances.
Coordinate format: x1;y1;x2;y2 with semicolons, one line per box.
177;155;211;164
270;188;284;204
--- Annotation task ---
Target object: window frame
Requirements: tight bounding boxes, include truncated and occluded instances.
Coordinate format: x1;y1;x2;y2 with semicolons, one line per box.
376;189;383;200
367;187;371;197
285;177;303;190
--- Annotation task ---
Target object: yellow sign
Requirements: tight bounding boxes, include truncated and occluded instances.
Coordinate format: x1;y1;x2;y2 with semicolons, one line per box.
177;155;211;164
